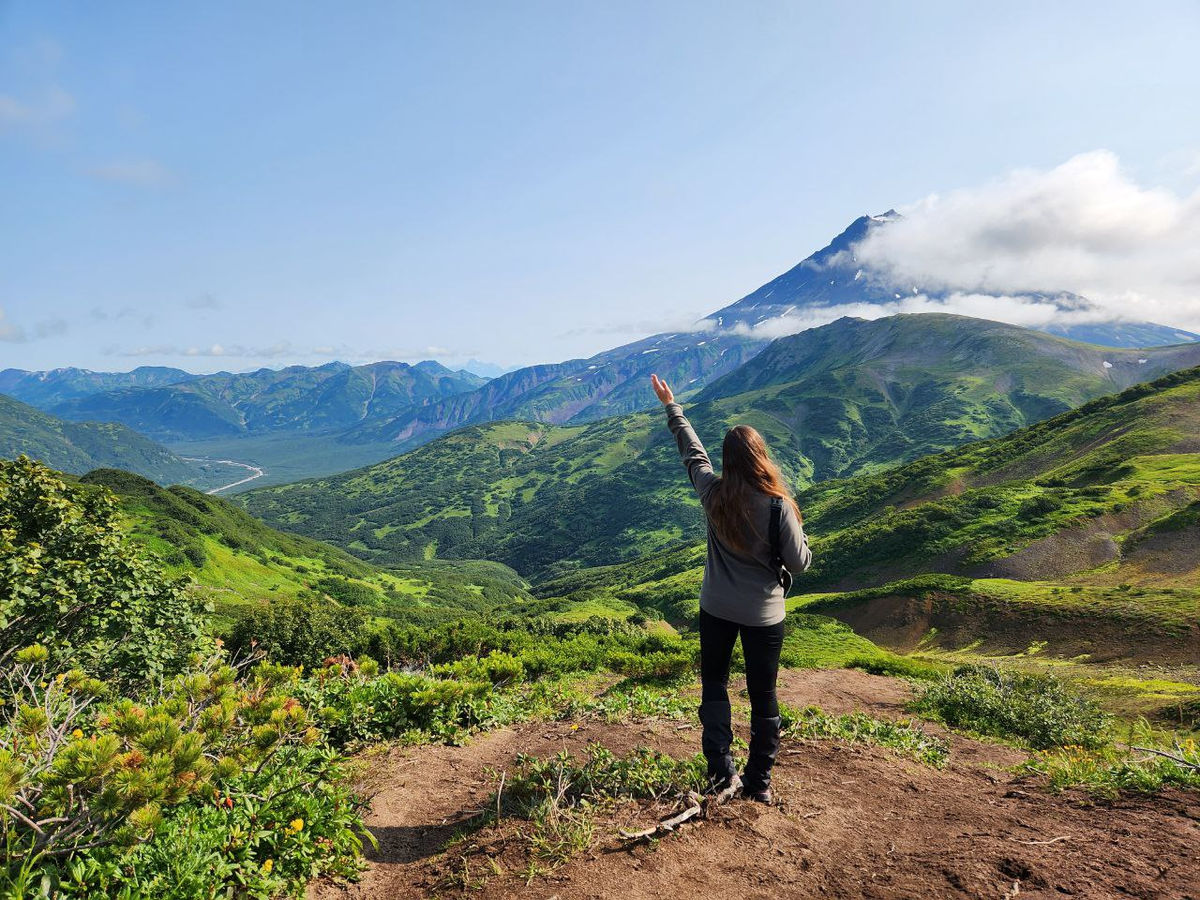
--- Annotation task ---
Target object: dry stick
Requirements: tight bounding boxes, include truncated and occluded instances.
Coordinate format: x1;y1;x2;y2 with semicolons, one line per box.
1013;836;1071;846
619;795;705;841
1128;745;1200;771
495;771;506;820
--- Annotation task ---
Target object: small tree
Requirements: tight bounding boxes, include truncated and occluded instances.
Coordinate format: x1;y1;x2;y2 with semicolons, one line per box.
0;457;209;688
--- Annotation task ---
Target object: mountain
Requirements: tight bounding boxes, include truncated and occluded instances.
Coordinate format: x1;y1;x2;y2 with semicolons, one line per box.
239;314;1200;579
707;212;1200;349
0;393;198;484
47;360;487;441
338;331;767;449
0;365;196;407
80;468;532;628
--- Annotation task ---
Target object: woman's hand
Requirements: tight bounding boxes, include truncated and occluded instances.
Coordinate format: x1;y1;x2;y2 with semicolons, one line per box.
650;373;674;405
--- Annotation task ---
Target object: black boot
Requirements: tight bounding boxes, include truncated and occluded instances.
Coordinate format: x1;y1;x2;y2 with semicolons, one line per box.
698;700;737;790
741;714;782;802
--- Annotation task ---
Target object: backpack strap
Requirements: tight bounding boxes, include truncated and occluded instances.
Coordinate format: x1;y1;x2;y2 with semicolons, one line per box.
768;496;790;591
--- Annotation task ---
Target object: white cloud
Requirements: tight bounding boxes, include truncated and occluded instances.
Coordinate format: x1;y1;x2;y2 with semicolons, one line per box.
0;85;74;132
88;159;175;187
849;150;1200;332
0;309;22;342
0;309;68;343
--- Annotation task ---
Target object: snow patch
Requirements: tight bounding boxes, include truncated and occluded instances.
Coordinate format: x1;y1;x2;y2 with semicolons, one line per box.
1102;360;1113;369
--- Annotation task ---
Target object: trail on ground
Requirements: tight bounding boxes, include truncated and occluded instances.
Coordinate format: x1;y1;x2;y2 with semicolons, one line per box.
310;669;1200;900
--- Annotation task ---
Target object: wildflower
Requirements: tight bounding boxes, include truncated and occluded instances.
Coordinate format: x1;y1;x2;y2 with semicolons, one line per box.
72;728;84;739
261;859;273;874
289;818;304;832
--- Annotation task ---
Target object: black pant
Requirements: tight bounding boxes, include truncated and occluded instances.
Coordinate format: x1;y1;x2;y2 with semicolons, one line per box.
699;608;784;719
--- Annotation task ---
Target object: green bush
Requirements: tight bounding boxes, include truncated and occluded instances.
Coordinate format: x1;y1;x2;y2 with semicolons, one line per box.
0;458;208;689
847;655;947;680
780;703;949;766
910;665;1111;750
314;576;382;607
226;594;368;668
0;648;369;898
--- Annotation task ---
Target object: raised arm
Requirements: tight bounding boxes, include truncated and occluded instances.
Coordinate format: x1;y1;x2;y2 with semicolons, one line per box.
652;374;717;505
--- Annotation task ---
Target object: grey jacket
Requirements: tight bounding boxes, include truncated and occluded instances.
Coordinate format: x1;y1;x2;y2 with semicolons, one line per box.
665;401;811;627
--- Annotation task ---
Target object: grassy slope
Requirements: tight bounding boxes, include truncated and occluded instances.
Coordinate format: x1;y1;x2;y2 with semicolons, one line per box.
524;367;1200;662
0;394;198;485
239;315;1200;579
80;469;532;631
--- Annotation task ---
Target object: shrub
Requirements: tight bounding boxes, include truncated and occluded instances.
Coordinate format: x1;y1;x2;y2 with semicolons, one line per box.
0;458;208;689
780;703;949;766
847;655;947;681
225;594;368;668
1;648;369;897
314;576;382;607
910;665;1111;750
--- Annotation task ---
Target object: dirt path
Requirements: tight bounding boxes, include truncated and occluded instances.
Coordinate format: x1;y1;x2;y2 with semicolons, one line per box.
311;669;1200;899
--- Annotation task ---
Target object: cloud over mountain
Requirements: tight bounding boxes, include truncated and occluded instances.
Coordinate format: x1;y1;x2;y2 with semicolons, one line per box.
850;151;1200;332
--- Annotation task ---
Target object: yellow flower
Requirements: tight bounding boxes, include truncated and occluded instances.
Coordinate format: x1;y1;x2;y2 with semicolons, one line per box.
262;859;274;873
72;728;84;739
289;818;304;832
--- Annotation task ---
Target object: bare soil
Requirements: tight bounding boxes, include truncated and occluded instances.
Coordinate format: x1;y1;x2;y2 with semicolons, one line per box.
310;669;1200;900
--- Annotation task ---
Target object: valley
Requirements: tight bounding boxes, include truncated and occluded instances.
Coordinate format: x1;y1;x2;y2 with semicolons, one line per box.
5;227;1200;900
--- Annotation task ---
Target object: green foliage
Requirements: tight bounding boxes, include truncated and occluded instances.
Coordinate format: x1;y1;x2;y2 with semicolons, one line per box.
910;665;1112;750
239;323;1200;577
313;576;382;606
506;744;706;811
1023;734;1200;798
846;655;948;680
225;594;368;669
779;703;949;767
0;458;208;688
1;649;368;898
364;616;694;681
796;366;1200;590
0;395;197;486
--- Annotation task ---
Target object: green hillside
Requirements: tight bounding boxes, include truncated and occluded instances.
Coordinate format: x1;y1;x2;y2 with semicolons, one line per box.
0;393;199;484
528;366;1200;666
80;469;532;629
239;314;1200;578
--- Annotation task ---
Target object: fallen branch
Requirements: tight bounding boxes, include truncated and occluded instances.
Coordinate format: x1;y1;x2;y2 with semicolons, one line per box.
619;792;704;841
1013;836;1071;846
710;780;740;806
1128;746;1200;771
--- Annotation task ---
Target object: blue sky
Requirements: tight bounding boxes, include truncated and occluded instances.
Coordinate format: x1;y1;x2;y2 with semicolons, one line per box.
2;1;1199;373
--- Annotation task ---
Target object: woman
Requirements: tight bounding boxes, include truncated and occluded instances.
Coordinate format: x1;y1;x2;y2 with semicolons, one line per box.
651;373;811;803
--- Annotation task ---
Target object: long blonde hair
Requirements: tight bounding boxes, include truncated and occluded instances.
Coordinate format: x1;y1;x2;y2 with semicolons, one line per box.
706;425;801;553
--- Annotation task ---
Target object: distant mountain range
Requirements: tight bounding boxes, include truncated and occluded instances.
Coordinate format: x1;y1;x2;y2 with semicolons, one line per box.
238;313;1200;578
6;360;486;442
6;213;1198;486
706;211;1200;348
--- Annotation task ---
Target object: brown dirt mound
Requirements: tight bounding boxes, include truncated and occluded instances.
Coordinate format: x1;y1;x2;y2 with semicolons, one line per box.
310;669;1200;900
